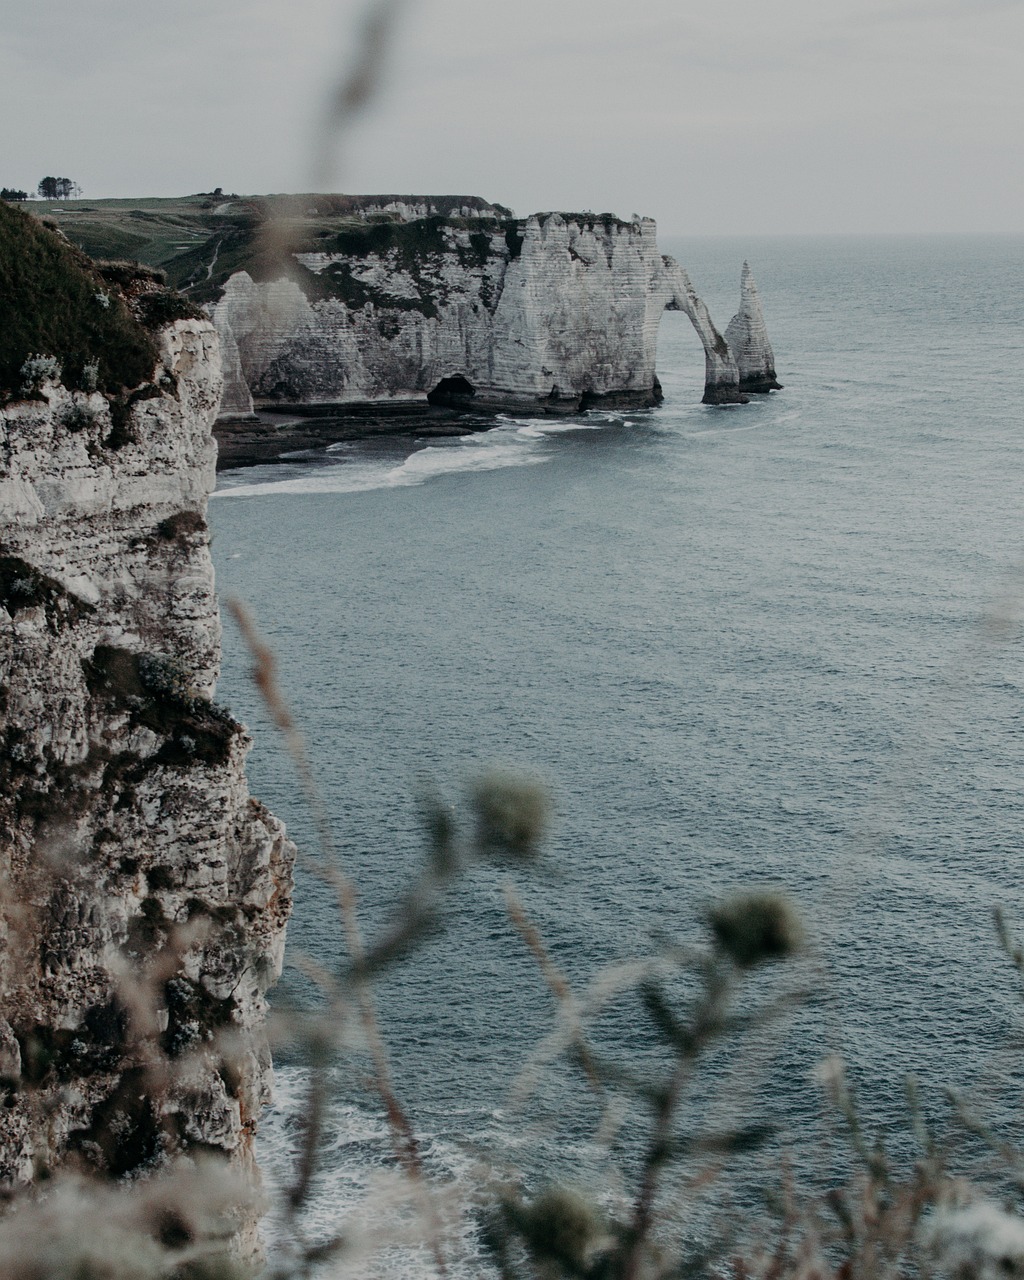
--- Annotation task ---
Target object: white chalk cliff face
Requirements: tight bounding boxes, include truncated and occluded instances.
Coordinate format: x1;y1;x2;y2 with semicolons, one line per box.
0;320;294;1231
211;214;769;415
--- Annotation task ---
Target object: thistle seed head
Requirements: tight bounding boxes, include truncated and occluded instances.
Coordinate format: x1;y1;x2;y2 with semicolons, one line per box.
925;1201;1024;1280
515;1184;608;1272
708;890;804;967
470;769;550;862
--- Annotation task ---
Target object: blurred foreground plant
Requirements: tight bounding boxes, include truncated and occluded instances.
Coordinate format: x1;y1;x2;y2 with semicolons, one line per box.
3;601;1022;1280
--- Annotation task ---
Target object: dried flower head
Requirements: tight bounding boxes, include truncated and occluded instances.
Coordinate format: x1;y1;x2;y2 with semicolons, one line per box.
470;768;550;861
925;1201;1024;1280
513;1184;609;1273
708;890;804;967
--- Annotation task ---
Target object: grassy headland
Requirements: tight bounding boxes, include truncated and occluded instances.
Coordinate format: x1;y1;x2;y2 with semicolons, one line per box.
24;192;517;305
0;200;163;395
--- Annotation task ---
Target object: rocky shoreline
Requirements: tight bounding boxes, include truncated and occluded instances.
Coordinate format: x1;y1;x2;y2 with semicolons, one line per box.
213;403;485;468
214;379;678;469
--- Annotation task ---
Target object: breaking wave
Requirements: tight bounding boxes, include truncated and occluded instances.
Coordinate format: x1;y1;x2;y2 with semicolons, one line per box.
213;416;609;500
258;1067;524;1279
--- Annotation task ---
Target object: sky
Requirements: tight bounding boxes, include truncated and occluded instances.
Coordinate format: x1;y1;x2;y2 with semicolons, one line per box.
3;0;1023;235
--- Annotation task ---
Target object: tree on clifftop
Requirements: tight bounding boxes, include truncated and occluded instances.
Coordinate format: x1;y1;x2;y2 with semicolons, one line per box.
37;176;80;200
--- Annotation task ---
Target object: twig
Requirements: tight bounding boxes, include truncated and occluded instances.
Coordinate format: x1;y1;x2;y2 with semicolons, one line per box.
623;962;731;1280
505;885;605;1099
226;598;448;1275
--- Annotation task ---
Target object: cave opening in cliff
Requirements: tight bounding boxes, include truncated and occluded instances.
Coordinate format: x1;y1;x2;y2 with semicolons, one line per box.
427;375;476;405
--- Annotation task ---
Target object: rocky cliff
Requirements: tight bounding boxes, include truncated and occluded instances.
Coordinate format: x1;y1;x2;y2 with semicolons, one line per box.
0;205;294;1246
210;211;775;418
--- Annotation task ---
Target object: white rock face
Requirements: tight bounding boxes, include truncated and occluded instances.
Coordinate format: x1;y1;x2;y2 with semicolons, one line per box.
210;214;754;413
0;320;294;1243
724;261;781;393
354;199;508;222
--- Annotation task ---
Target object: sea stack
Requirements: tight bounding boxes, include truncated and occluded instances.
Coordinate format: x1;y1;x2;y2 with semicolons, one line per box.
724;261;782;394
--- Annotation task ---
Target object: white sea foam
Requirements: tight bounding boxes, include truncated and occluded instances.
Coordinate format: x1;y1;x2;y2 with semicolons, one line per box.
215;424;570;499
213;464;414;499
386;438;543;483
256;1065;618;1278
257;1067;496;1278
210;420;596;500
529;421;603;434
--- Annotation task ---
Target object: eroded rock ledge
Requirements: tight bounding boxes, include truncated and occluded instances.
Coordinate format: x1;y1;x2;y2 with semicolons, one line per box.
0;305;294;1247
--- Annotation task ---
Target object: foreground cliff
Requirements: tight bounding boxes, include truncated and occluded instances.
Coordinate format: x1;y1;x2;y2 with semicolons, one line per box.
0;204;294;1246
211;209;775;419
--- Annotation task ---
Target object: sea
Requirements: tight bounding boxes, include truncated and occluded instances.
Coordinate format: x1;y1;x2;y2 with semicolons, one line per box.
209;235;1024;1274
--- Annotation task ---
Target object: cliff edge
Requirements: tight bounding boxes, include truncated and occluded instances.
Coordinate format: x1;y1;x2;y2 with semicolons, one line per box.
0;203;294;1246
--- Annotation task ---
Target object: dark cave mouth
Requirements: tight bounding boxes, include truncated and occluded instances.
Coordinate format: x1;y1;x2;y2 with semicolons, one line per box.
427;375;476;405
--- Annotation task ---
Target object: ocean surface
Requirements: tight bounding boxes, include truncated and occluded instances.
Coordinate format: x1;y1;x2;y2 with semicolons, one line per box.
209;235;1024;1274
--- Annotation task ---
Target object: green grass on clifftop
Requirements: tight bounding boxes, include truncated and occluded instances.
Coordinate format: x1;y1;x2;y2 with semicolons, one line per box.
0;201;160;396
21;193;522;305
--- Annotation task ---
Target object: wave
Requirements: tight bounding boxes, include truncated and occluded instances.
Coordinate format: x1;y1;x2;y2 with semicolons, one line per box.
256;1064;623;1278
257;1067;496;1278
212;416;613;500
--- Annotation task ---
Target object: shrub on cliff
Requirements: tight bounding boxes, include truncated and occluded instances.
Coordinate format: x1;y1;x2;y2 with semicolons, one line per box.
0;200;159;395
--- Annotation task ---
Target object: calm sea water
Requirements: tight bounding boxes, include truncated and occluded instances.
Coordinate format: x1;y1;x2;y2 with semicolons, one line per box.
210;235;1024;1272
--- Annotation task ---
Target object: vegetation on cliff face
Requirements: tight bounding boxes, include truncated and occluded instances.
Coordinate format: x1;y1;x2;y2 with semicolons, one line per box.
290;215;520;319
0;202;158;395
0;202;200;397
11;195;632;333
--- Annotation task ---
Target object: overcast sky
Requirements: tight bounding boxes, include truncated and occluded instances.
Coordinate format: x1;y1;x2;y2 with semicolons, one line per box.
3;0;1023;234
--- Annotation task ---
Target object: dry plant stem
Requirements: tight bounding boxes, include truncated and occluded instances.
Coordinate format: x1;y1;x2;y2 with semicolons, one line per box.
227;598;448;1276
311;0;408;190
761;1162;798;1280
624;1057;689;1280
505;886;605;1099
257;0;406;276
623;966;731;1280
287;1068;327;1215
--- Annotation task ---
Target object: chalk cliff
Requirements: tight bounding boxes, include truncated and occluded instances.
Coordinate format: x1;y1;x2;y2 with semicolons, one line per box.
0;236;294;1245
210;211;763;418
725;261;782;394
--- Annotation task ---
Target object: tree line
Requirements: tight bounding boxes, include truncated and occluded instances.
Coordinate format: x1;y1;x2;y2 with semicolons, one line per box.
1;177;83;202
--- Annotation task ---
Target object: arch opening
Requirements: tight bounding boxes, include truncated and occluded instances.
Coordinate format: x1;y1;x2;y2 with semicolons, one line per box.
655;306;709;403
